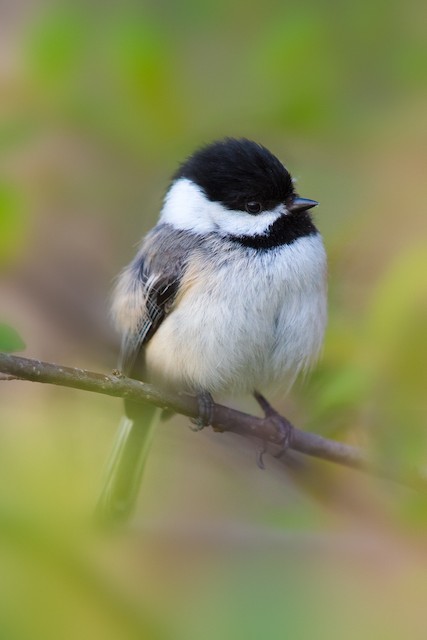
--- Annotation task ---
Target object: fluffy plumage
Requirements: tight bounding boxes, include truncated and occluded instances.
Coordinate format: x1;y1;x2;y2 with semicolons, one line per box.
113;224;327;396
98;137;327;523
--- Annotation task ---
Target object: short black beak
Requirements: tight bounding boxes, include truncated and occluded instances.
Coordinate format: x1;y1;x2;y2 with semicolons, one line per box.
287;197;318;213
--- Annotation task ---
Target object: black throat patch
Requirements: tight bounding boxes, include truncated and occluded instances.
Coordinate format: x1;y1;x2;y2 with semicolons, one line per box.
228;212;318;250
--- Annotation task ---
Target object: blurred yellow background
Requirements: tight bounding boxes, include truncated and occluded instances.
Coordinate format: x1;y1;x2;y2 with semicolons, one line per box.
1;1;427;638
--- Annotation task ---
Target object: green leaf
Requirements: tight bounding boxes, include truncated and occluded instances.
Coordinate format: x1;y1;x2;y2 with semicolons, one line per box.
0;324;25;353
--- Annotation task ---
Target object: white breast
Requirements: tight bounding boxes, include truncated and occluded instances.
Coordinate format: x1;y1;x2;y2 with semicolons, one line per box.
145;233;327;398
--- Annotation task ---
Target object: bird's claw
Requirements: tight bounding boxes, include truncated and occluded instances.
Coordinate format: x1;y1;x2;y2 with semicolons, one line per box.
269;414;293;458
253;391;294;467
189;391;214;431
256;443;267;470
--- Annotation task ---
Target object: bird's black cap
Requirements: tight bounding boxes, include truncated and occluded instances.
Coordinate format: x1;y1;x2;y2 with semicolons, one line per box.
173;138;295;212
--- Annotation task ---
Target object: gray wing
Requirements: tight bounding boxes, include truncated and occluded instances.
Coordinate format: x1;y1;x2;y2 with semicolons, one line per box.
118;267;179;378
112;223;201;380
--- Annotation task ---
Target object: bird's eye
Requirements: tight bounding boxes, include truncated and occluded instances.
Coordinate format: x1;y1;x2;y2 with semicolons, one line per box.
245;201;262;215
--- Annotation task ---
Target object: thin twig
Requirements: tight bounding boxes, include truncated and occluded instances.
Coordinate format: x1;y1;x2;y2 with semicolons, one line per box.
0;352;425;491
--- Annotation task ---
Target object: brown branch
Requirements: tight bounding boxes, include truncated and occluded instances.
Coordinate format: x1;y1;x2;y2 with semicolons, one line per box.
0;352;425;491
0;373;19;381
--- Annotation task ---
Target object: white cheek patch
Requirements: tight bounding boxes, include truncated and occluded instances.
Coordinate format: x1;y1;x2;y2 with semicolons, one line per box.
215;205;284;236
160;179;215;233
160;178;285;238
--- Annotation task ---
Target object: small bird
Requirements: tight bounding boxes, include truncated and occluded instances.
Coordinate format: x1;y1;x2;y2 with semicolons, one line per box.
97;138;327;523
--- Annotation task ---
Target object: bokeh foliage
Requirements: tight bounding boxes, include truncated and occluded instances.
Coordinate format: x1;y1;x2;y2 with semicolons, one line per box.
1;0;427;638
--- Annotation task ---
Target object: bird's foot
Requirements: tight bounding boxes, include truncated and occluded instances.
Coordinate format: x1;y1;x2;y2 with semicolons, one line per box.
189;391;214;431
253;391;294;468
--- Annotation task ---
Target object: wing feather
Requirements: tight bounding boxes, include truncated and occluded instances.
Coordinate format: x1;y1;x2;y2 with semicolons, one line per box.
111;223;200;379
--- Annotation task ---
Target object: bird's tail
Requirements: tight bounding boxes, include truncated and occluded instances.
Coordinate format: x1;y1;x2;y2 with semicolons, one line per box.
95;402;161;525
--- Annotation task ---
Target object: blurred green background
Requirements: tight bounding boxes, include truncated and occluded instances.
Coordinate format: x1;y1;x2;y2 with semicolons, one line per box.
1;0;427;638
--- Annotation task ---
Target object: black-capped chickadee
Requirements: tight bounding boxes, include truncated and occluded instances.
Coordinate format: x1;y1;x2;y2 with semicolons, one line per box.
97;138;327;523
